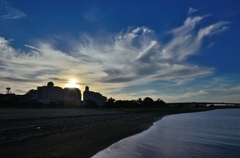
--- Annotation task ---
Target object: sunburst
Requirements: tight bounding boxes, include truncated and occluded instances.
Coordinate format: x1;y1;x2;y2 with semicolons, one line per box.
65;78;79;88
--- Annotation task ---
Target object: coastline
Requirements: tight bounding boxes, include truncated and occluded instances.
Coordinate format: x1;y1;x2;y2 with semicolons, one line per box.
0;108;212;158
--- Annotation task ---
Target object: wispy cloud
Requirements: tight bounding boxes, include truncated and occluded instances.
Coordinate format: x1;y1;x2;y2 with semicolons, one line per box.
82;6;105;22
206;42;217;49
201;84;240;102
162;90;208;102
188;7;198;14
0;11;230;98
0;1;26;20
198;21;229;39
159;78;240;102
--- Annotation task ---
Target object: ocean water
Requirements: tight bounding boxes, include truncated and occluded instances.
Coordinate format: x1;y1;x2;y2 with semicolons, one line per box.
93;109;240;158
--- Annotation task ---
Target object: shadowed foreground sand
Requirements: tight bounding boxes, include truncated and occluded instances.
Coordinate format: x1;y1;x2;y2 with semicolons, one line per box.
1;113;161;158
0;109;212;158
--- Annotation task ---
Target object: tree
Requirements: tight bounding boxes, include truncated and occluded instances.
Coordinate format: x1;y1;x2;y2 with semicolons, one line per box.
104;97;116;108
143;97;154;108
155;98;166;108
137;98;143;107
108;97;115;103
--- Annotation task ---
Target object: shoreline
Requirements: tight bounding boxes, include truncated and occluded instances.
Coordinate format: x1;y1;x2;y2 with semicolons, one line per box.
0;108;212;158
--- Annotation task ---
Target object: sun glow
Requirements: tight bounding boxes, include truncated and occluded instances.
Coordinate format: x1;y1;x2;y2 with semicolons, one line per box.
65;78;79;88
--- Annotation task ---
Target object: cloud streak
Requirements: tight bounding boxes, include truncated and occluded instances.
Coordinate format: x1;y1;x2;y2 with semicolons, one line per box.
0;1;26;20
188;7;198;14
0;12;230;98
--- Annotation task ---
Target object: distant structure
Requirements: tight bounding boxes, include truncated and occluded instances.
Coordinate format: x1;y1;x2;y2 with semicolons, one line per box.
37;82;81;105
25;89;38;101
83;86;107;107
6;87;11;94
47;81;54;87
2;82;109;108
64;87;81;105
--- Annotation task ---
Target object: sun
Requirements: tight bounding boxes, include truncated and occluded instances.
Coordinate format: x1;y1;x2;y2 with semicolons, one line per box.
65;78;79;88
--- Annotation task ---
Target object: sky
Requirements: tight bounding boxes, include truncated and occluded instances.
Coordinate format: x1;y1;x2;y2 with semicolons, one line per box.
0;0;240;102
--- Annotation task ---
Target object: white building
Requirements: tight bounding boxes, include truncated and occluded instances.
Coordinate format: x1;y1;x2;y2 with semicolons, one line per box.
37;82;81;105
83;86;107;106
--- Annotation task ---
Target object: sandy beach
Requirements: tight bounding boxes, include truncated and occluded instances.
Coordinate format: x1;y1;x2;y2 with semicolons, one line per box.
0;108;211;158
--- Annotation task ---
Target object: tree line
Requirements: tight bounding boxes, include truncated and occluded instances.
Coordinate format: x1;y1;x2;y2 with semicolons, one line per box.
102;97;166;109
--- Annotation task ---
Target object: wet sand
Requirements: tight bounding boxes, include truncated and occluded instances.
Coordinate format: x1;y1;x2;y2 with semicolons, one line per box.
0;109;211;158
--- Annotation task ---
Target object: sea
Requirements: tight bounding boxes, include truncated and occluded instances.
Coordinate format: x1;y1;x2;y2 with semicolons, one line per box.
93;109;240;158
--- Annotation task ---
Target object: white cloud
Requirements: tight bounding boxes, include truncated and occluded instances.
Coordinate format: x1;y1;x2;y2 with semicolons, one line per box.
198;21;229;39
172;78;194;85
161;90;208;102
201;84;240;103
0;1;26;20
206;42;217;49
0;12;231;99
160;16;229;61
188;7;198;14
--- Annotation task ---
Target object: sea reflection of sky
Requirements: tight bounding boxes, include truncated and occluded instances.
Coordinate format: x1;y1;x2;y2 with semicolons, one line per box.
93;109;240;158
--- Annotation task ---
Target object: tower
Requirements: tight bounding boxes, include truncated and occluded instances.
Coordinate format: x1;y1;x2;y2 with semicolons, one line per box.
6;87;11;94
47;82;54;87
85;86;89;92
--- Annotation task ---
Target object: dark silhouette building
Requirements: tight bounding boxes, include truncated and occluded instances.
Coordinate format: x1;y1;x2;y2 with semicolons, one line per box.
83;86;106;107
37;82;81;105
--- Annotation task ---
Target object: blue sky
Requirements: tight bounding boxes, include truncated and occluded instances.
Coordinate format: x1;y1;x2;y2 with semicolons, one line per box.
0;0;240;102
